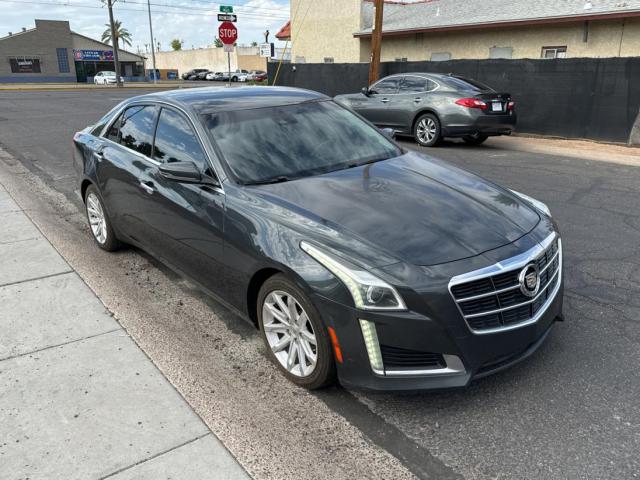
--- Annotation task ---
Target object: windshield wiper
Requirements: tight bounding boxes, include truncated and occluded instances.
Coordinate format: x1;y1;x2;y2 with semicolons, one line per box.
245;175;291;186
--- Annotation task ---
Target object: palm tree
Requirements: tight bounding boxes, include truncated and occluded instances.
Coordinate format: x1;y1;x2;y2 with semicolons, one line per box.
101;20;132;49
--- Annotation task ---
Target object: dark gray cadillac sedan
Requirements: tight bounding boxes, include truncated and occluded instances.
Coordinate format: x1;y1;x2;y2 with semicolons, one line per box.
73;87;563;391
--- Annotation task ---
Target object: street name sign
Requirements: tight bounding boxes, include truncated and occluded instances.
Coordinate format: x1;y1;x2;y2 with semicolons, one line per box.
219;5;233;13
217;13;237;22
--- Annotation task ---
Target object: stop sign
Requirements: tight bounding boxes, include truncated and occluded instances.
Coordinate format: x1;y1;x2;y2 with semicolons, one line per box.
218;21;237;45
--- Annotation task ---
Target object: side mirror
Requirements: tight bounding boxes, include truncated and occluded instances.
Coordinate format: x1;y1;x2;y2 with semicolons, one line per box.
158;161;202;183
361;87;371;96
380;128;396;140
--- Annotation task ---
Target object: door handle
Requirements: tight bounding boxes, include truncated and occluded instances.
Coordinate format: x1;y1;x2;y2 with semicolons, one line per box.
414;97;423;103
380;98;390;103
94;145;105;161
139;181;155;194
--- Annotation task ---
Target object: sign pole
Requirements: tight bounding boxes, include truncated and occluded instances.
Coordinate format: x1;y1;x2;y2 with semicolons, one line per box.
107;0;122;87
147;0;157;84
227;51;231;87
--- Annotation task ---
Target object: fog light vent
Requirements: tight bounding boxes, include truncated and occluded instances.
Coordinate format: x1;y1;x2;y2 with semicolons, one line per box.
359;319;384;374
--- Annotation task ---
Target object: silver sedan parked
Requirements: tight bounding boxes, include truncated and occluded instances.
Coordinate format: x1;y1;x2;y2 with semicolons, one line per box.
335;73;516;147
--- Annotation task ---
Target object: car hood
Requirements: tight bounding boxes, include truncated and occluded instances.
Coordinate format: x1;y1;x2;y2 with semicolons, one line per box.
250;151;540;267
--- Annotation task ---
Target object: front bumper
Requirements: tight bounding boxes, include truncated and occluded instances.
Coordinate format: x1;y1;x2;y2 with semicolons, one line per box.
313;226;563;391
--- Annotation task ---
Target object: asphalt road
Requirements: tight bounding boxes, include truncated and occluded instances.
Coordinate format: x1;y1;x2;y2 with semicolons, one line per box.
1;89;639;480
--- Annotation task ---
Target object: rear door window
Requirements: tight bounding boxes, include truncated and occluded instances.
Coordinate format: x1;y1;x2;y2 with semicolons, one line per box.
371;77;399;94
118;105;157;157
400;76;428;93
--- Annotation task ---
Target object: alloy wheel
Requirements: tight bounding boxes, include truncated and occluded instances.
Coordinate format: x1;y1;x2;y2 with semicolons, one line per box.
262;290;318;377
86;192;107;244
417;117;437;144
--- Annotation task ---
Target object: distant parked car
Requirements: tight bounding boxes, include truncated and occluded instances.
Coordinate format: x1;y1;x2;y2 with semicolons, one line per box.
334;73;516;147
182;69;208;80
205;71;221;81
196;70;212;80
248;70;267;81
230;70;249;82
93;71;124;85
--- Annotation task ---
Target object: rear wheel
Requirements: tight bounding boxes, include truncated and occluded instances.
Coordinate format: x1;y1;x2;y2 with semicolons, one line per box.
84;185;121;251
463;133;489;145
258;274;336;389
414;113;441;147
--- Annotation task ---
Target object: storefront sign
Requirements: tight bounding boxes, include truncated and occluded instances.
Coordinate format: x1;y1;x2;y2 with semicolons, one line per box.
73;49;114;61
9;58;41;73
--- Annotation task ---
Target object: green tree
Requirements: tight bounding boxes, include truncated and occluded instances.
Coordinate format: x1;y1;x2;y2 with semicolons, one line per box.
251;41;258;47
214;37;223;48
170;39;182;51
101;20;132;48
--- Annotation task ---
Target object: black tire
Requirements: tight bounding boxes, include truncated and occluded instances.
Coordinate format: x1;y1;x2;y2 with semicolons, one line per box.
413;113;441;147
231;76;238;82
84;184;121;252
463;133;489;145
257;274;336;389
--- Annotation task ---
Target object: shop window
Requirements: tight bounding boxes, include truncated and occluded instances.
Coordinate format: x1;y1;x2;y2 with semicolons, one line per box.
57;48;70;73
541;46;567;59
489;47;513;59
9;57;41;73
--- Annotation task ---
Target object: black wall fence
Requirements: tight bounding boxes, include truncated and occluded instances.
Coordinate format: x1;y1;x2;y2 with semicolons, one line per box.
268;57;640;144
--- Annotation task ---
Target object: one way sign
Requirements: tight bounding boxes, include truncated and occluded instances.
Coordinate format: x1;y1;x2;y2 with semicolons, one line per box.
217;13;237;22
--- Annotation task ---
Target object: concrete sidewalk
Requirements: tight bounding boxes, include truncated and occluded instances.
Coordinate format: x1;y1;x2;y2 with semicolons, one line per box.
0;184;249;479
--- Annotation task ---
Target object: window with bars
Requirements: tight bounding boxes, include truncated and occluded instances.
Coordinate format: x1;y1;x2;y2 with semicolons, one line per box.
541;46;567;59
56;48;70;73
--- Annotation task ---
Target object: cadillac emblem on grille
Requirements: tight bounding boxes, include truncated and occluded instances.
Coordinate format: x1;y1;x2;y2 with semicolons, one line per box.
519;263;540;298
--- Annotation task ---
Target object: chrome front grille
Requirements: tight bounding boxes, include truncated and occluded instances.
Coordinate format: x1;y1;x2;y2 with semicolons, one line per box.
449;234;562;334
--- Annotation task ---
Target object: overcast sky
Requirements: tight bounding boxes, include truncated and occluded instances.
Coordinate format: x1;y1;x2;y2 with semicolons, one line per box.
1;0;290;53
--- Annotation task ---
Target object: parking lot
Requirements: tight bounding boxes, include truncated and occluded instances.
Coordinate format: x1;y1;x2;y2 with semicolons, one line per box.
1;88;639;479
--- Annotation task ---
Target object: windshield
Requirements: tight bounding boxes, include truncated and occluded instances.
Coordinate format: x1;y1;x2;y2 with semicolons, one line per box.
203;100;402;184
443;76;493;92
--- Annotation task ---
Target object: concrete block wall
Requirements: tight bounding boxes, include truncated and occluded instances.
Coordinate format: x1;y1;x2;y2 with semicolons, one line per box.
0;20;76;82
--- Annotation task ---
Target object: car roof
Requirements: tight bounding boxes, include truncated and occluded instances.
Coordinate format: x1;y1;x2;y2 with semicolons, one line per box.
379;72;458;81
137;86;329;114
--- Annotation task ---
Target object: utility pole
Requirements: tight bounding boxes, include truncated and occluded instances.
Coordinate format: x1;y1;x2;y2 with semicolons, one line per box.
368;0;384;85
147;0;157;84
106;0;122;87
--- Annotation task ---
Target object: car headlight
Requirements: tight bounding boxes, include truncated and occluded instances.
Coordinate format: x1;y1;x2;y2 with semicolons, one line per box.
300;241;406;311
510;189;552;217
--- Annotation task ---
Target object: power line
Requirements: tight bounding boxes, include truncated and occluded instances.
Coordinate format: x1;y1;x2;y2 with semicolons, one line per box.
122;0;289;18
0;0;289;20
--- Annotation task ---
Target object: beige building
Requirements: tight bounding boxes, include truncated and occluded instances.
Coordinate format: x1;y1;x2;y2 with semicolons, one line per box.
290;0;640;63
147;46;267;76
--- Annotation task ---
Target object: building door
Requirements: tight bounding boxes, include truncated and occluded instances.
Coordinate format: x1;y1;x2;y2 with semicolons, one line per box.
75;62;87;83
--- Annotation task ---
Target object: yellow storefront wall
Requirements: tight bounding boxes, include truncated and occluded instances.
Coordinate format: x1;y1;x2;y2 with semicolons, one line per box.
292;10;640;63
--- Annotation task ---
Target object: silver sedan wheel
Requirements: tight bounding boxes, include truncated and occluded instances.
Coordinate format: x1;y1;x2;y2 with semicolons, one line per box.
262;290;318;377
86;192;107;244
417;117;437;144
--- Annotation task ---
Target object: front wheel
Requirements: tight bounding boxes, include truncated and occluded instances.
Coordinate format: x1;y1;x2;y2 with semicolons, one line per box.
231;76;238;82
414;113;441;147
463;133;489;145
258;274;336;389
